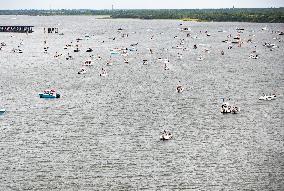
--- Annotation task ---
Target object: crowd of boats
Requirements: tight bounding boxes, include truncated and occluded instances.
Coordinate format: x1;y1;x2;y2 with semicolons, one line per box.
0;24;282;141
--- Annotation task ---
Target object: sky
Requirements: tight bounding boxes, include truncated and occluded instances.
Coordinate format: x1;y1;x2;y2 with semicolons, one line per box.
0;0;283;10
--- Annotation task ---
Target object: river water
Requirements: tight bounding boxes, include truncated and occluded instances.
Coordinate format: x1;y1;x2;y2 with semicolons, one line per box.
0;16;283;190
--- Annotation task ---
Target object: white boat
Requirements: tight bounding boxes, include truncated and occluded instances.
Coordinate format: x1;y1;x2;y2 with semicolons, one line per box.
83;60;93;66
164;64;169;70
78;68;86;74
160;131;173;141
259;94;276;101
176;85;184;93
0;108;5;114
100;68;107;77
249;54;258;59
221;100;240;114
197;56;204;61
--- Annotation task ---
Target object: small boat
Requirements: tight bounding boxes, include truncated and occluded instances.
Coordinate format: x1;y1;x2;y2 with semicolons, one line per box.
83;60;93;66
100;68;107;77
74;48;80;52
221;102;231;113
220;99;239;114
197;56;204;61
164;64;169;70
86;48;93;52
0;108;5;114
176;85;184;93
142;60;148;65
249;54;258;59
12;48;23;53
124;59;129;64
259;94;276;101
160;131;173;141
39;89;60;99
78;68;86;74
106;61;113;66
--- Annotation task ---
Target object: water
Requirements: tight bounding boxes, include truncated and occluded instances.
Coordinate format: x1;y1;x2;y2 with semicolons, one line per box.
0;16;283;190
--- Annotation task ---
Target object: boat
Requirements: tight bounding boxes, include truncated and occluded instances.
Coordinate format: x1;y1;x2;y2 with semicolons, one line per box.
100;68;107;77
83;60;93;66
39;89;60;98
86;48;93;52
164;64;169;70
221;99;239;114
78;68;86;74
12;48;23;53
0;108;5;114
249;54;258;59
176;85;184;93
197;56;204;61
160;130;173;141
259;94;276;101
180;27;191;32
142;60;148;65
221;102;231;113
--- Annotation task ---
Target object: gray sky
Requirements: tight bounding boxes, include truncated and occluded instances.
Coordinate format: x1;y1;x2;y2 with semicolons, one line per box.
1;0;283;9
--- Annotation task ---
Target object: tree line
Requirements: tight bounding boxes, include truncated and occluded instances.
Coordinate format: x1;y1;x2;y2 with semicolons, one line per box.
0;8;283;23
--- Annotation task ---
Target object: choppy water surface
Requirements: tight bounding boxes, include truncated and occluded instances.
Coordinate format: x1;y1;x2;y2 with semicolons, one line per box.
0;16;283;190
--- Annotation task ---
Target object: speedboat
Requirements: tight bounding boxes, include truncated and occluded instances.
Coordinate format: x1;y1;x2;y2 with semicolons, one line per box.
164;64;169;70
176;85;184;93
78;68;86;74
259;94;276;100
221;102;231;113
160;131;173;141
249;54;258;59
197;56;204;61
231;106;240;114
220;100;239;114
100;68;107;77
83;60;93;66
143;60;148;65
0;108;5;114
86;48;93;52
39;89;60;98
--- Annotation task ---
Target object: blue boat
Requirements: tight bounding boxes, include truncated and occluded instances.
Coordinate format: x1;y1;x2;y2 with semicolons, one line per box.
39;89;60;98
0;108;5;114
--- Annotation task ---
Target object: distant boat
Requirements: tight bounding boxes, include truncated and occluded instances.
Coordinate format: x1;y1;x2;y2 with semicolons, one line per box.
39;89;60;99
259;94;276;101
0;108;5;114
78;68;87;74
160;131;173;141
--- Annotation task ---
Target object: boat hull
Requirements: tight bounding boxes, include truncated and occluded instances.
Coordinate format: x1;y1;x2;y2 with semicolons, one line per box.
39;93;60;98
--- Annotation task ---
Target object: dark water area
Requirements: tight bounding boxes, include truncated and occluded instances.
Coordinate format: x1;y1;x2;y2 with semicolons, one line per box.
0;16;283;190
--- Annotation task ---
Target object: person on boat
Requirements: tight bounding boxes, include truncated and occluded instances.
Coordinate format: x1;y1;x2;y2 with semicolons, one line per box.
221;50;224;55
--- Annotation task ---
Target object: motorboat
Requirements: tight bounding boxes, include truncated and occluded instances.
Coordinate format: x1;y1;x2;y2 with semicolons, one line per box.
249;54;258;59
160;131;173;141
143;60;148;65
86;48;93;52
83;60;93;66
180;27;191;32
39;89;60;98
0;108;5;114
100;68;107;77
12;48;23;53
221;102;231;113
197;56;204;61
106;61;113;66
176;85;184;93
221;99;239;114
164;64;169;70
263;42;278;49
78;68;86;74
259;94;276;101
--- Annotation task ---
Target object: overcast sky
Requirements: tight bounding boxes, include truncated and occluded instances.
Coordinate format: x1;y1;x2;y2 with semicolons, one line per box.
1;0;283;10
